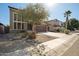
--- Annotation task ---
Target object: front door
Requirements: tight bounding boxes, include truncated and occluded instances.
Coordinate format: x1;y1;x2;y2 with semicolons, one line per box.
27;23;32;31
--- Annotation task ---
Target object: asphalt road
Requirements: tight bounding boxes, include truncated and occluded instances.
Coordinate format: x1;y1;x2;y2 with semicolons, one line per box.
62;38;79;56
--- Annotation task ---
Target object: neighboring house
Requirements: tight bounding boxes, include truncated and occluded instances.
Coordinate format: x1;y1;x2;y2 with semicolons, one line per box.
9;6;48;32
0;23;5;34
35;23;48;32
47;19;63;32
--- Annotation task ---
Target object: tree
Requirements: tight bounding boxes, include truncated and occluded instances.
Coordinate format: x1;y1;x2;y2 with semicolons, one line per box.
64;10;72;29
20;3;48;32
67;18;79;30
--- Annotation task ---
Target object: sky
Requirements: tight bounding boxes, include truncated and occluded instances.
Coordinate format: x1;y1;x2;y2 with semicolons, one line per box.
0;3;79;25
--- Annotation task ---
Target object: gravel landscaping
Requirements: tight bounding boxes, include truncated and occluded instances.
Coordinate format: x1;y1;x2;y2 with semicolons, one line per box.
0;33;57;56
36;34;57;43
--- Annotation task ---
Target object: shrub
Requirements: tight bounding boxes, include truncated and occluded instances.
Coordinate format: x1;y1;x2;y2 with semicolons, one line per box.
59;27;65;33
28;32;36;39
59;27;70;34
56;29;60;32
21;32;28;38
20;30;26;33
21;31;36;39
64;29;70;34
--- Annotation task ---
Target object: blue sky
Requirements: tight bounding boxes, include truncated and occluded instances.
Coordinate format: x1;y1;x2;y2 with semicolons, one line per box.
0;3;79;25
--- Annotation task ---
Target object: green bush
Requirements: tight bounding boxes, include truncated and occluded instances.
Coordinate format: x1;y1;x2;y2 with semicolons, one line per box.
59;27;66;33
64;29;70;34
59;27;70;34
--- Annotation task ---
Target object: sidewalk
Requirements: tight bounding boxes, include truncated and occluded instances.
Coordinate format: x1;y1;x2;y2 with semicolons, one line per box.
62;35;79;56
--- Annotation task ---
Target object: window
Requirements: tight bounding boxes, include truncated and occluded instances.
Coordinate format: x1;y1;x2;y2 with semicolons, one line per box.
18;14;22;21
17;23;21;29
14;13;18;21
22;23;24;29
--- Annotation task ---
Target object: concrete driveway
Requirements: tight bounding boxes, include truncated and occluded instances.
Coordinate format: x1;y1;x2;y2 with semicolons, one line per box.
40;32;68;38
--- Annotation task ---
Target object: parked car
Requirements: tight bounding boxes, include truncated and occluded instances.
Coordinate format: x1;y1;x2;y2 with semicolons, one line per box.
4;26;10;33
0;23;5;34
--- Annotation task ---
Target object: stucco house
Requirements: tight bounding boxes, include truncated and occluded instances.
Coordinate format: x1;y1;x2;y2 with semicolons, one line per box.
47;19;63;32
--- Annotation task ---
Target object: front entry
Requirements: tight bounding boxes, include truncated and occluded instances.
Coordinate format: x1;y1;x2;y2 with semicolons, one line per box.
27;23;32;31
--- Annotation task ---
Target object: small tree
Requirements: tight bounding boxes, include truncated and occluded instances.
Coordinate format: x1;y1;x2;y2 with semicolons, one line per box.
67;18;79;30
21;3;49;32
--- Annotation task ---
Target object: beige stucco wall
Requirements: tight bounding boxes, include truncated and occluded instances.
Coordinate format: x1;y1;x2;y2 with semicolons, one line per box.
47;20;61;31
9;7;27;32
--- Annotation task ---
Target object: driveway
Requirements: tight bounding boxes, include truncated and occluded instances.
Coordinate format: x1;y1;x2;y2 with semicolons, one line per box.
40;32;68;38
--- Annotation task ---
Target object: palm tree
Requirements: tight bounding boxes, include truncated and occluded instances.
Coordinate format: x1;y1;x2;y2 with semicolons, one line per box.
64;10;72;29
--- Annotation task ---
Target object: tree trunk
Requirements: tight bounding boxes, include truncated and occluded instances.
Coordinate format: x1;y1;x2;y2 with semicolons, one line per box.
66;15;68;29
32;24;36;33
